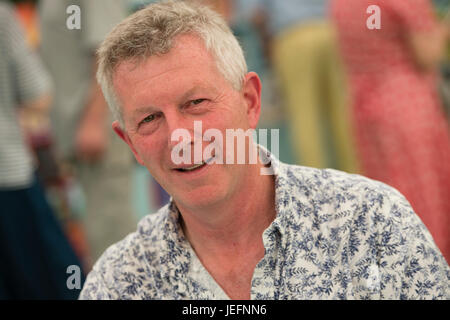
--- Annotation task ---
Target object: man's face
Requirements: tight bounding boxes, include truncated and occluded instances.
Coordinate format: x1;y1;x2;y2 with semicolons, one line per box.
112;34;261;210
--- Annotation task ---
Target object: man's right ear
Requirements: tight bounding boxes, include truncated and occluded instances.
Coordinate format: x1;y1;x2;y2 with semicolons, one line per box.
112;120;144;165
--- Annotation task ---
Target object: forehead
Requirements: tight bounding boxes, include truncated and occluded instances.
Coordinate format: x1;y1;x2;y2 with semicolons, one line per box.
112;34;227;100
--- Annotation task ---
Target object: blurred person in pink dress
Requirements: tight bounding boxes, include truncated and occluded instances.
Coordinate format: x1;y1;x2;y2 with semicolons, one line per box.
331;0;450;262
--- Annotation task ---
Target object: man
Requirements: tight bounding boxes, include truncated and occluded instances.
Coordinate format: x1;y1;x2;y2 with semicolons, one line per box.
80;1;449;300
39;0;136;263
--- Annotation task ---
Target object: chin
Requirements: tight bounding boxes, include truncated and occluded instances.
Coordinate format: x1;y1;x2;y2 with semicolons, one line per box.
173;183;228;209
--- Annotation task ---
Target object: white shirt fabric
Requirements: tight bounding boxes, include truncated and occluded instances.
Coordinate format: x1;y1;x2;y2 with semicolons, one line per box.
80;148;449;300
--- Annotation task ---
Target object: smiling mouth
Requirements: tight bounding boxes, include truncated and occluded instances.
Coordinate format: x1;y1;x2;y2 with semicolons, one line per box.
175;156;215;172
176;162;206;172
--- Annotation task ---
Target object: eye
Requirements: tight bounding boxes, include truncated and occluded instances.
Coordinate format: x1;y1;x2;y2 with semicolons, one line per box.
140;114;156;124
190;98;206;106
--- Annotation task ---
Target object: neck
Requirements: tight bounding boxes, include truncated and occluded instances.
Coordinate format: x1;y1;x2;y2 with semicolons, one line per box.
177;162;276;257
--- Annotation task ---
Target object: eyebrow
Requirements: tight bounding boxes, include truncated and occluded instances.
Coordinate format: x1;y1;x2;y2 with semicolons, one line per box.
179;84;218;103
131;105;159;121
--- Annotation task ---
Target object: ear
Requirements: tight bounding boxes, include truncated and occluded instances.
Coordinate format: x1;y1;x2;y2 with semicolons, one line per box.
241;72;262;129
112;120;144;165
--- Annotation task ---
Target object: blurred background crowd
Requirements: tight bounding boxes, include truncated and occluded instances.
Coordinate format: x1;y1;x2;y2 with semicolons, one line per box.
0;0;449;299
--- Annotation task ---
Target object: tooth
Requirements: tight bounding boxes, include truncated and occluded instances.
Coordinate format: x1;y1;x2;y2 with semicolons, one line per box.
181;162;204;171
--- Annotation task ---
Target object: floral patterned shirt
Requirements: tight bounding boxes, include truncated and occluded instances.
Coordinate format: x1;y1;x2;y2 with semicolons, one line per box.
79;151;449;300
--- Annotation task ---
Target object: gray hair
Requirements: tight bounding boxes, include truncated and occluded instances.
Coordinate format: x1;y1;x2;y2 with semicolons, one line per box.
96;0;248;127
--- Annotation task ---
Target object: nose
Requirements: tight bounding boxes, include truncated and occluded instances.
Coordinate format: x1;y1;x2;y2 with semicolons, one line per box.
166;110;195;151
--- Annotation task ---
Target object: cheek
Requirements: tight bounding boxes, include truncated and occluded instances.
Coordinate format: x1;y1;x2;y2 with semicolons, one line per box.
132;136;165;167
209;107;246;130
227;99;251;129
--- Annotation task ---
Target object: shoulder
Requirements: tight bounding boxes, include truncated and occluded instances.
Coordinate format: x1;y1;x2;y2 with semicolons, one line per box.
280;163;410;212
279;164;449;299
79;205;170;300
280;163;427;240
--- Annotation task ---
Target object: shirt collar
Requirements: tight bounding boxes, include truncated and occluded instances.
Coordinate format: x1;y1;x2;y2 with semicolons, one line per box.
259;144;293;240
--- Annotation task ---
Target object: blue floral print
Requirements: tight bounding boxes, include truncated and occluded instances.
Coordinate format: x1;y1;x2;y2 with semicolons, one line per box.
80;150;449;300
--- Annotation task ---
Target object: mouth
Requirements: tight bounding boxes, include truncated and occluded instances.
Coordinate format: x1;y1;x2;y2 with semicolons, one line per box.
175;162;207;172
174;156;215;173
